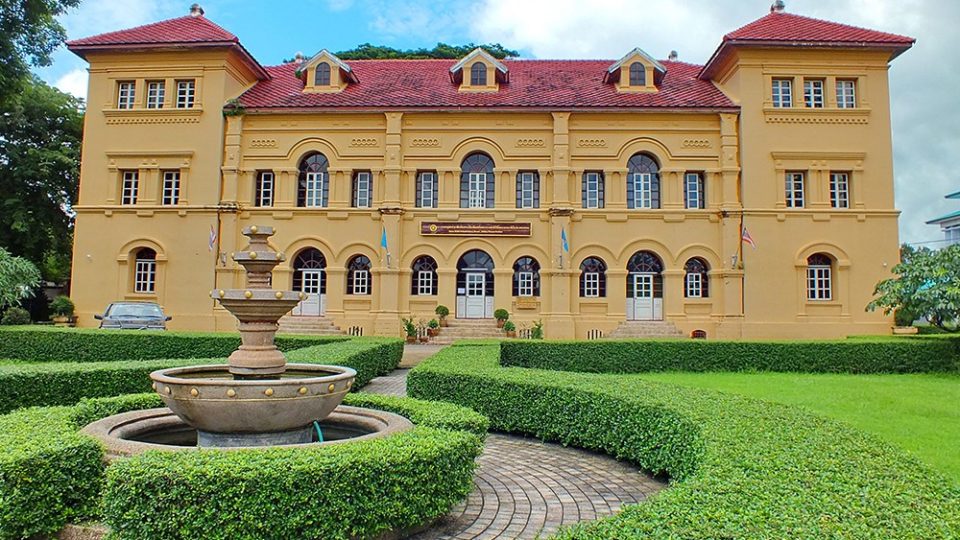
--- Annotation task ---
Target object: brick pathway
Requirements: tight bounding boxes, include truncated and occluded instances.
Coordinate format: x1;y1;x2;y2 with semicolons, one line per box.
363;361;665;540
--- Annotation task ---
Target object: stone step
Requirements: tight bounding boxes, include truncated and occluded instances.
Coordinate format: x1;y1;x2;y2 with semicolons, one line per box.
277;316;344;336
607;320;685;339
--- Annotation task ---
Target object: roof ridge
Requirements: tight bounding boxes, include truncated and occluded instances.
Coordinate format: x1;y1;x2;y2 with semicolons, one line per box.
66;14;237;46
725;11;913;43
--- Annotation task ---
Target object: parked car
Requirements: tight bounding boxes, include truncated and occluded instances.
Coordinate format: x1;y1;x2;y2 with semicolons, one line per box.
95;302;171;330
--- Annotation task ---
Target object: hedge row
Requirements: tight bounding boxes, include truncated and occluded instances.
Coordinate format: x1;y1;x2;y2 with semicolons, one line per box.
0;338;403;414
500;336;960;374
0;326;344;363
408;343;960;539
1;391;487;540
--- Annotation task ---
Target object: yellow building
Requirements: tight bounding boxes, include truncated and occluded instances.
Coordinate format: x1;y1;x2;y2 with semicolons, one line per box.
66;4;914;339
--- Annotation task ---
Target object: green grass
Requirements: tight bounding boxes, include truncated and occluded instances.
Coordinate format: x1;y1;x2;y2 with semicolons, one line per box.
641;371;960;484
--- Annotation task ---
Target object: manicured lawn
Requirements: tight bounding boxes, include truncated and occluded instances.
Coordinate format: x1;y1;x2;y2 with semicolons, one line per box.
640;371;960;484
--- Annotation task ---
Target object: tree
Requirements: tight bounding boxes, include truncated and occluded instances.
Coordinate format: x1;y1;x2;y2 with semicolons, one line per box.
335;42;519;60
0;247;41;310
867;244;960;332
0;76;83;281
0;0;81;105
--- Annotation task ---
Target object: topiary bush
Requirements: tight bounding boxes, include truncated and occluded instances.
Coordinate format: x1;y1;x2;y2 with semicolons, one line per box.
409;343;960;539
48;296;75;317
0;307;30;326
500;337;960;374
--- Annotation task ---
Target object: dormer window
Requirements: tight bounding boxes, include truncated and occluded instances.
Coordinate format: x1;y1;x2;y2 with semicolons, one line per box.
315;62;330;86
471;62;487;86
629;62;645;86
604;48;666;93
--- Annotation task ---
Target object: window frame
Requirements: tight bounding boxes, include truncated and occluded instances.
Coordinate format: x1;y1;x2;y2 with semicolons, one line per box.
133;249;157;294
785;171;805;208
629;62;646;86
416;171;437;208
468;172;486;208
470;62;487;86
315;63;331;86
121;170;139;205
353;171;372;208
352;269;369;295
583;273;600;298
684;172;705;209
806;255;833;301
772;78;792;108
176;79;196;109
255;171;275;207
517;171;539;209
830;172;850;209
583;171;604;209
579;257;607;298
347;255;372;296
117;81;136;109
146;80;165;109
804;78;825;108
161;170;180;206
836;79;857;109
416;271;434;296
683;258;709;298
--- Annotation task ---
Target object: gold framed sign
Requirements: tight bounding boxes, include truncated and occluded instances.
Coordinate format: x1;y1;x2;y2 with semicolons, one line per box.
420;222;532;237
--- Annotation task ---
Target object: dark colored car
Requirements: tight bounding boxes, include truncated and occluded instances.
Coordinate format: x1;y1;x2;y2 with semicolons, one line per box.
95;302;172;330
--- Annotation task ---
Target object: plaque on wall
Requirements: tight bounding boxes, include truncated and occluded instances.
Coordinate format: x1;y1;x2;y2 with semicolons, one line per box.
420;222;532;237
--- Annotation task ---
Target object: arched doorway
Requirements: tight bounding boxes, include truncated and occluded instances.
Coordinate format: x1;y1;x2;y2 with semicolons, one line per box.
291;248;327;316
456;249;494;318
626;250;663;320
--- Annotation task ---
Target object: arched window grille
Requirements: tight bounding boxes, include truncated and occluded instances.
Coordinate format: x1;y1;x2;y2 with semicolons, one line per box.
512;256;541;297
411;255;439;296
579;257;607;298
134;248;157;293
460;152;495;209
627;153;661;209
626;251;663;298
298;153;329;207
347;255;372;295
684;257;710;298
292;248;327;294
806;253;833;301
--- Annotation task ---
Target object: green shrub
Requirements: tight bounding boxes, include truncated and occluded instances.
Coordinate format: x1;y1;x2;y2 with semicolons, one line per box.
435;305;449;319
344;392;489;435
409;343;960;539
49;295;75;317
0;326;344;362
286;337;403;388
500;337;960;374
493;308;509;321
0;307;30;326
502;321;515;332
0;406;104;539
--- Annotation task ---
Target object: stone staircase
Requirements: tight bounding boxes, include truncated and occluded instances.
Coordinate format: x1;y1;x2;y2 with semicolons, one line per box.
277;315;344;336
430;318;505;345
606;320;685;339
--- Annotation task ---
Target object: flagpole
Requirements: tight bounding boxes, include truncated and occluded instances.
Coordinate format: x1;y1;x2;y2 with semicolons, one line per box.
739;212;745;316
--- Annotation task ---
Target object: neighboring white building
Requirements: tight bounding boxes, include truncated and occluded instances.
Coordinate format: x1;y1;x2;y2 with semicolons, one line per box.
927;191;960;247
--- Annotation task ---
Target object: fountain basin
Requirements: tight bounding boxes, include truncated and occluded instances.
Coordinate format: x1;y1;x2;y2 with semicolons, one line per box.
150;364;356;438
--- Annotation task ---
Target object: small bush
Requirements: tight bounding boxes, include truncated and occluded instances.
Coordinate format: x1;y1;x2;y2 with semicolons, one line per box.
493;308;509;321
344;392;489;435
502;321;516;332
0;307;30;326
435;305;450;319
49;296;75;317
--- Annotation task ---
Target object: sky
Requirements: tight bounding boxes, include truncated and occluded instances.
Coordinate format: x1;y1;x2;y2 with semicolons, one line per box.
33;0;958;246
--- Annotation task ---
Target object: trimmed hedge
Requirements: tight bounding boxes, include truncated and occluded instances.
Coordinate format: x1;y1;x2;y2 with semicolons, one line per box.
409;343;960;539
343;392;490;436
0;391;486;540
0;326;344;363
501;337;960;374
0;337;403;414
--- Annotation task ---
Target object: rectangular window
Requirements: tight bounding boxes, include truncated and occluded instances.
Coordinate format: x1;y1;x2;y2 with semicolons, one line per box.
686;273;703;298
121;170;139;205
256;171;274;207
583;172;604;209
416;171;437;208
830;172;850;209
146;81;165;109
583;272;600;298
417;271;434;296
631;173;654;209
468;173;486;208
772;78;792;108
517;171;539;209
516;271;535;297
352;270;369;295
804;79;825;108
684;172;705;209
807;266;832;301
176;80;196;108
785;172;805;208
161;171;180;205
945;225;960;246
353;171;372;208
836;79;857;109
117;81;136;109
134;259;156;293
304;172;326;207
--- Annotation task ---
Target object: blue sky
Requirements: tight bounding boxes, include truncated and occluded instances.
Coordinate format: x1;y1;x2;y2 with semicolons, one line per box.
33;0;959;246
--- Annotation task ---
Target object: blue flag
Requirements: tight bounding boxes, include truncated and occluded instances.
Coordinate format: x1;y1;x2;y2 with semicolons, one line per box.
380;228;388;250
561;228;569;252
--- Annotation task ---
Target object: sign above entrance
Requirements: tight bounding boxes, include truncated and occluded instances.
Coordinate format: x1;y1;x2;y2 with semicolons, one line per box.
420;222;531;237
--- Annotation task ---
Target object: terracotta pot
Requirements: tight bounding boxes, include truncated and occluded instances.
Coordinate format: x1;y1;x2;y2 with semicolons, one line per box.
428;328;439;337
406;336;417;344
892;326;918;335
497;319;505;328
419;335;429;343
440;319;449;327
52;315;74;327
506;330;517;338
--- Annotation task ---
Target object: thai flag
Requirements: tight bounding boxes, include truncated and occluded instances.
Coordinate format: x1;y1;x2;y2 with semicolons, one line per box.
742;227;757;249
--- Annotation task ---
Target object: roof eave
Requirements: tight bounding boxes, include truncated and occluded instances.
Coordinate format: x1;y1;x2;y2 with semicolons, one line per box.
66;41;270;81
238;105;741;115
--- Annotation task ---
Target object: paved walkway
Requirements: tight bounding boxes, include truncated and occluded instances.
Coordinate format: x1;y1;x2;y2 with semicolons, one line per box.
364;349;664;539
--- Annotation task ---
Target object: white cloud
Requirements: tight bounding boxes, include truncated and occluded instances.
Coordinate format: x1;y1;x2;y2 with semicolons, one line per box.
54;69;88;99
326;0;354;11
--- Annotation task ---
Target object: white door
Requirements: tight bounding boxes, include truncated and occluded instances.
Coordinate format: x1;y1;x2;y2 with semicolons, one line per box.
464;273;486;318
628;273;657;321
293;269;324;316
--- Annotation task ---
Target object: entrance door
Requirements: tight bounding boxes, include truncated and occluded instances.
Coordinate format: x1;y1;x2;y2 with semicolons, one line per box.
293;269;324;316
628;273;658;321
464;273;486;318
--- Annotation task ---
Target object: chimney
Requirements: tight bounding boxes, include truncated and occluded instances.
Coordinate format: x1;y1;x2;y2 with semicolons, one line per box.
668;50;678;61
294;52;305;64
770;0;785;13
190;3;204;17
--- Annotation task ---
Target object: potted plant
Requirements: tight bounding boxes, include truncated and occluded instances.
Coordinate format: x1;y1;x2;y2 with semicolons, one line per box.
530;319;544;340
503;320;517;338
401;317;417;343
417;319;429;343
494;308;510;328
427;318;440;337
892;308;919;335
435;305;450;327
49;295;75;327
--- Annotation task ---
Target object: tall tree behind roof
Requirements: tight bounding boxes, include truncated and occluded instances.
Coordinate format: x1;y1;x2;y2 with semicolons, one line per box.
335;42;519;60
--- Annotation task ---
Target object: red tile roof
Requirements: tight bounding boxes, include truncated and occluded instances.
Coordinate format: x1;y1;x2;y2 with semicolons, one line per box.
238;59;737;111
67;15;237;48
701;12;914;79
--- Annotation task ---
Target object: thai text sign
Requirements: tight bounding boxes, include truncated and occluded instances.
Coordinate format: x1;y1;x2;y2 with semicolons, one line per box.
420;222;532;237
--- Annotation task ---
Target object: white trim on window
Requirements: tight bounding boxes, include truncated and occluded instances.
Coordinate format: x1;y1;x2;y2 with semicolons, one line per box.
176;80;196;109
583;272;600;297
585;172;601;209
418;172;436;208
416;271;434;296
519;172;536;209
146;81;165;109
830;172;850;209
161;171;180;205
353;171;372;208
684;172;704;209
631;173;653;209
304;172;325;207
121;171;139;205
256;172;274;207
772;78;792;108
785;172;805;208
117;81;136;109
807;265;832;301
517;271;535;297
468;172;486;208
804;79;824;108
134;259;156;293
352;269;369;295
836;79;857;109
685;273;703;298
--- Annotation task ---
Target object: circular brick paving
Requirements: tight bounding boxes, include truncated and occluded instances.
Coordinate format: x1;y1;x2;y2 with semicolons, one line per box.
364;368;665;539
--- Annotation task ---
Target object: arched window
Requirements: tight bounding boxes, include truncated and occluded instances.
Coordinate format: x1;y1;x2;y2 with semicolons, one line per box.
684;258;710;298
512;257;541;297
629;62;646;86
315;62;331;86
298;153;329;207
411;255;438;296
627;250;663;298
470;62;487;86
347;255;372;295
133;248;157;293
456;249;495;296
807;253;833;301
627;153;661;209
460;152;495;209
579;257;607;298
292;248;327;293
